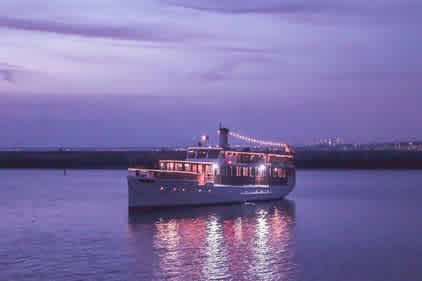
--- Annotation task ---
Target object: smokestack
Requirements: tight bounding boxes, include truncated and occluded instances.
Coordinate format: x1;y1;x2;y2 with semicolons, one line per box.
217;126;229;148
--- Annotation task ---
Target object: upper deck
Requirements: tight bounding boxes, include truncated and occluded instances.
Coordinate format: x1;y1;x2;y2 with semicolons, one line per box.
128;126;295;186
185;146;294;166
186;147;223;162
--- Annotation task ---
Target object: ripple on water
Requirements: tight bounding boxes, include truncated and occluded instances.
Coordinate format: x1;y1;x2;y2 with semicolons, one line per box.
128;201;297;281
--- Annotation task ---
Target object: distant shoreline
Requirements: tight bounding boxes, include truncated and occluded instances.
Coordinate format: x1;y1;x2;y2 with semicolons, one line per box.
1;150;422;169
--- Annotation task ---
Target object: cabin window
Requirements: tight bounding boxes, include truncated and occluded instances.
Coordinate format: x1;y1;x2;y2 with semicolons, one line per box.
198;150;207;158
213;165;219;176
187;151;195;158
239;154;250;163
243;167;249;177
257;167;266;177
252;155;261;163
270;168;283;178
208;150;219;158
206;165;212;175
223;166;230;176
229;166;233;176
270;156;285;165
184;163;191;171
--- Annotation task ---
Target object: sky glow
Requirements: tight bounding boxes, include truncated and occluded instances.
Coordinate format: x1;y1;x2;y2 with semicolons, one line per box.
1;0;421;146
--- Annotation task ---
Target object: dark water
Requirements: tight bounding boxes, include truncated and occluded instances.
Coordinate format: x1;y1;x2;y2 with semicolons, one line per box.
1;169;421;281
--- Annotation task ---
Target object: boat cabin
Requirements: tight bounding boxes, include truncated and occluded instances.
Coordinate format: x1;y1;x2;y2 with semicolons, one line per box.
150;147;295;186
129;127;295;187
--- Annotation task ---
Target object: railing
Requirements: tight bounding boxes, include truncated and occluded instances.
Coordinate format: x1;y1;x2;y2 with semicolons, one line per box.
129;168;199;181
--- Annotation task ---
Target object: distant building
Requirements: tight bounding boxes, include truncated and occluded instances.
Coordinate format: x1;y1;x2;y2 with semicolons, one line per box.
318;137;344;147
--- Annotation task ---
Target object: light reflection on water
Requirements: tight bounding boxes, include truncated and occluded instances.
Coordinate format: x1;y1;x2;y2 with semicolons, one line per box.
128;201;296;281
251;209;273;281
203;214;230;280
3;170;422;281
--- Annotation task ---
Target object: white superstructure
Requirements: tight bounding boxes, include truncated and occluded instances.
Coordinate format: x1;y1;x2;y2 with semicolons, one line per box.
128;127;296;209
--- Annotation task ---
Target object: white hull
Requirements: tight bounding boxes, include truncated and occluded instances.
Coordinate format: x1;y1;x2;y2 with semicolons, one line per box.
128;175;295;209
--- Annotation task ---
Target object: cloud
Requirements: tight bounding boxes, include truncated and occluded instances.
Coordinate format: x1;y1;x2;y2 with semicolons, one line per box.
0;63;23;83
321;71;422;82
163;0;348;14
0;62;44;86
163;0;422;25
207;46;279;55
195;56;273;82
0;16;190;42
0;69;14;83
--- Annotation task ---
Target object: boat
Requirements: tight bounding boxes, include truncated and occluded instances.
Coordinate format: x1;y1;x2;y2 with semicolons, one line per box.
127;126;296;209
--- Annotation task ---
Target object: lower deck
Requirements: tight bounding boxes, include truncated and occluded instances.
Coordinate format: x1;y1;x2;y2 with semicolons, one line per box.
127;174;296;208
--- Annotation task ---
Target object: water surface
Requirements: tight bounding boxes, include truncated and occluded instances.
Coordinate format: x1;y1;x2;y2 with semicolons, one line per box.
1;169;421;281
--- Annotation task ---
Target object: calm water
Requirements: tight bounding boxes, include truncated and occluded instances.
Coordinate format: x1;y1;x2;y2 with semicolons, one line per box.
1;169;421;281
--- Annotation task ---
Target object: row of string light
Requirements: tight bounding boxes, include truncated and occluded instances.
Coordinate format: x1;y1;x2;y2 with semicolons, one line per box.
229;131;288;148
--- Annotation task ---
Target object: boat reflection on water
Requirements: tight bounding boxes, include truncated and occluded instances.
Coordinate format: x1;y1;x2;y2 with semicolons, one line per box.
127;200;296;281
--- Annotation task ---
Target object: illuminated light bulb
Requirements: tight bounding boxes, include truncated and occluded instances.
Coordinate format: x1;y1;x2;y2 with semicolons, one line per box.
259;164;266;171
229;131;288;148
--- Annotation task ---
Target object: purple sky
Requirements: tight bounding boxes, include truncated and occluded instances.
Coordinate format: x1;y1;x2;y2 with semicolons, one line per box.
1;0;421;147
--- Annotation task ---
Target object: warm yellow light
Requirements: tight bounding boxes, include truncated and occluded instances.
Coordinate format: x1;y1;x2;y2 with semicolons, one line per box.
229;131;288;148
128;168;199;175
